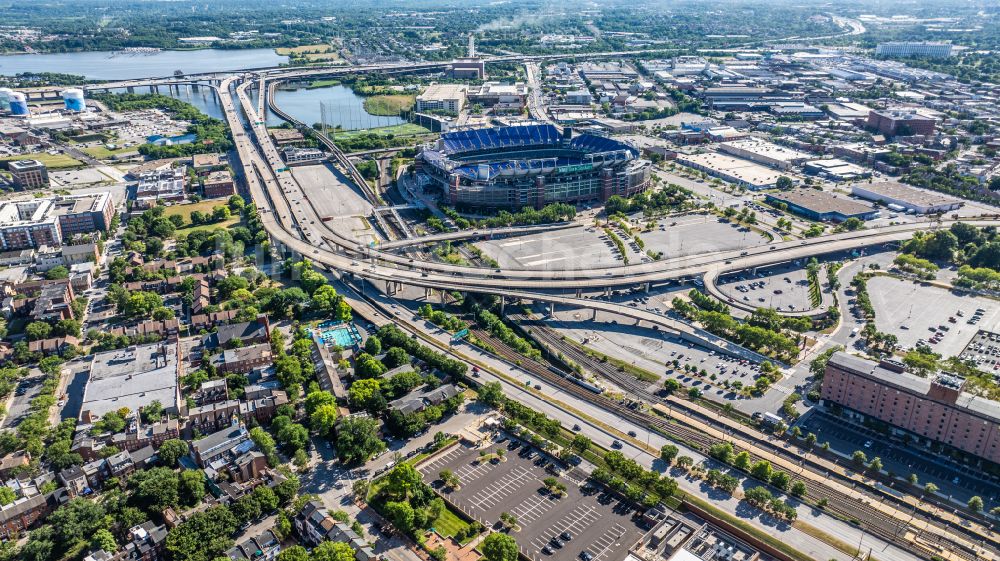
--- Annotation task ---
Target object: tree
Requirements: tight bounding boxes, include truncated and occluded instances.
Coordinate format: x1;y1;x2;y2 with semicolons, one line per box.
158;439;190;467
750;461;772;482
775;176;793;190
924;483;939;494
179;469;206;507
663;378;681;394
311;284;342;312
142;400;164;423
790;480;807;497
304;390;336;416
277;546;311;561
477;381;505;408
165;505;239;561
48;498;108;550
384;463;422;501
439;469;460;490
311;404;339;437
659;444;679;464
364;335;382;355
45;266;69;280
382;347;410;369
851;450;867;466
336;415;386;465
968;495;984;512
868;457;883;473
130;467;179;513
250;427;277;463
25;321;52;341
0;487;15;506
91;528;117;553
733;451;751;470
312;541;356;561
384;501;415;534
482;533;519;561
571;434;592;455
348;378;384;413
770;471;790;491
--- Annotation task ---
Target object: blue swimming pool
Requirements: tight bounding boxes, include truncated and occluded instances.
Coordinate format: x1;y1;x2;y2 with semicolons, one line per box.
311;322;361;348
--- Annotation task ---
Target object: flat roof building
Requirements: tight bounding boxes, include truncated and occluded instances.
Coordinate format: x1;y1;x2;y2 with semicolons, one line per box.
822;352;1000;464
82;343;181;423
717;139;814;170
876;42;954;59
850;180;963;214
765;189;878;222
803;158;872;182
676;152;791;191
0;193;113;250
203;170;236;199
135;167;186;208
866;109;936;138
8;159;48;190
416;84;467;114
467;82;529;114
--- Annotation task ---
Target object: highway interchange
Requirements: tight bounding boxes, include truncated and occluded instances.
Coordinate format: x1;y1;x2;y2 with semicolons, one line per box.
206;59;1000;561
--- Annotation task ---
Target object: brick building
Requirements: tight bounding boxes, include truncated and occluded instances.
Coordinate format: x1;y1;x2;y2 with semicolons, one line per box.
866;110;936;137
822;352;1000;464
8;159;48;189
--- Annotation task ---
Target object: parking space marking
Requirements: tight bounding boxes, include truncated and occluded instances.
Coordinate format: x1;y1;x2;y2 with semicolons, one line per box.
419;447;464;474
510;493;556;525
453;458;496;482
467;466;535;511
586;524;627;561
529;504;601;550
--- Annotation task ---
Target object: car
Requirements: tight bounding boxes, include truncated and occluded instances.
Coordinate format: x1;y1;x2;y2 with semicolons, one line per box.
561;532;573;542
863;440;872;448
611;440;623;449
573;424;581;431
542;547;553;556
579;552;592;561
627;430;637;437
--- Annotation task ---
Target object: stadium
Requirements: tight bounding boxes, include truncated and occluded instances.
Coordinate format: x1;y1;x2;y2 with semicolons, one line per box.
416;124;651;209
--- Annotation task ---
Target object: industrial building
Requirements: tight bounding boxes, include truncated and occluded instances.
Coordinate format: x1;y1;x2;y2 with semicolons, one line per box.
822;352;1000;465
764;189;878;222
281;146;325;164
875;42;955;59
415;84;467;114
866;109;936;137
0;193;114;250
450;36;485;80
850;181;963;214
81;343;181;423
202;170;236;199
7;92;29;116
676;152;791;190
7;159;49;190
802;158;871;182
134;167;186;208
466;82;529;113
717;139;814;170
418;124;650;209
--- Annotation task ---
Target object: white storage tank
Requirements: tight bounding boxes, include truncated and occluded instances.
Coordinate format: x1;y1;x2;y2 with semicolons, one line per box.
9;92;30;116
0;88;13;111
62;88;86;112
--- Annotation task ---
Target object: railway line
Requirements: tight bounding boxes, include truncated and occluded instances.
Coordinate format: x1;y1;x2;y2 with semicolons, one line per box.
507;314;995;561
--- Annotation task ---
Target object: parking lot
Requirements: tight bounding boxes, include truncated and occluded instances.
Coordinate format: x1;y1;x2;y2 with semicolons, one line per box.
958;330;1000;374
477;228;630;271
638;215;769;260
716;263;813;312
419;439;649;561
802;412;1000;509
867;276;1000;356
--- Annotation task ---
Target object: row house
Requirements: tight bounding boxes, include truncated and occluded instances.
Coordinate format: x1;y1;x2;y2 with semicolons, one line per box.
294;501;376;561
214;344;273;374
0;488;68;539
109;319;181;343
190;309;239;331
84;520;169;561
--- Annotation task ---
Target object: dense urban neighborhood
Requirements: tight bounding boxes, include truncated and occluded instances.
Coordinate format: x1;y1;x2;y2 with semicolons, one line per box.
1;2;1000;561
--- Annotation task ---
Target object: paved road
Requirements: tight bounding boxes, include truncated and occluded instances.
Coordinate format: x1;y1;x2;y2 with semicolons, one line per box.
0;369;44;430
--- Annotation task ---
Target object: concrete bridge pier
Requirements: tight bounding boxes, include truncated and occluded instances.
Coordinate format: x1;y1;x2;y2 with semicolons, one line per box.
385;281;396;296
424;287;432;300
575;288;582;298
500;296;505;315
548;302;556;317
126;86;135;93
644;282;650;293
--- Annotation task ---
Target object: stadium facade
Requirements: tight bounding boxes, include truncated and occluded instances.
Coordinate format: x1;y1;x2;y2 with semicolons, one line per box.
416;124;651;209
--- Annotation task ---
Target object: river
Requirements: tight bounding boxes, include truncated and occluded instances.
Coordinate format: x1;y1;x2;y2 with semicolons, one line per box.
0;48;287;80
267;84;405;130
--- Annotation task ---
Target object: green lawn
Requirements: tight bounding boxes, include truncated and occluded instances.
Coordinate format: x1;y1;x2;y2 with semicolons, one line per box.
363;94;415;116
164;200;239;233
333;123;431;141
430;505;473;544
81;145;139;159
2;152;83;169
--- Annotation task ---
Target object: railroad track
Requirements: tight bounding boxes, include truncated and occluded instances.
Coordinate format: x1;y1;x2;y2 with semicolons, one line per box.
508;314;993;561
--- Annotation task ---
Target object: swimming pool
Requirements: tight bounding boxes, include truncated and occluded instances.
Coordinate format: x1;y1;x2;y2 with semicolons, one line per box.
312;322;362;348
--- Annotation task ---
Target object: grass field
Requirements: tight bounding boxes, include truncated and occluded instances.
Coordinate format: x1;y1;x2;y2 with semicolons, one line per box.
306;79;342;89
429;505;473;544
164;199;239;233
303;52;342;62
332;123;431;141
1;152;83;169
363;94;415;116
81;145;140;159
276;44;332;55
